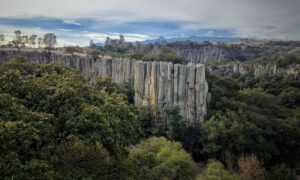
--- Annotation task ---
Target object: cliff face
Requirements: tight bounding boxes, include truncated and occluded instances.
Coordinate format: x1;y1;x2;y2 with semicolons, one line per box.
0;50;208;122
207;63;300;78
233;63;300;78
170;45;227;63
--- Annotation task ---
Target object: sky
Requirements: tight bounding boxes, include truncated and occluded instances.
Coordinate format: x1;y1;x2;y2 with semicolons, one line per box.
0;0;299;46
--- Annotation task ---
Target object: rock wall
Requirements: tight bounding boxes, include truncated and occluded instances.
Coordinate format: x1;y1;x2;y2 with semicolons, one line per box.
233;63;300;78
146;44;227;63
207;62;300;79
170;45;227;63
0;50;208;122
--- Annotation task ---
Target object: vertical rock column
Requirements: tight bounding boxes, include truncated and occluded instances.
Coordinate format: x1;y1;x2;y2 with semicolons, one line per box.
173;64;187;118
133;61;146;105
157;62;169;107
186;65;196;122
149;62;159;105
112;58;134;83
195;64;208;122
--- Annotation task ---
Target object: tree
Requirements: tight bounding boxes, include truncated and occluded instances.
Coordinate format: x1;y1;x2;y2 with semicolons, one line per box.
21;35;28;48
266;164;297;180
64;46;80;56
278;87;300;108
37;37;43;48
43;33;57;53
13;30;22;51
89;40;96;48
201;112;268;164
29;34;37;48
0;34;5;44
238;155;265;180
125;137;198;180
57;137;112;179
88;49;103;60
199;160;240;180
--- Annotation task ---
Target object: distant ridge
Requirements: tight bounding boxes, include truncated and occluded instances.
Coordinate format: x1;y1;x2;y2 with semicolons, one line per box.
141;35;240;44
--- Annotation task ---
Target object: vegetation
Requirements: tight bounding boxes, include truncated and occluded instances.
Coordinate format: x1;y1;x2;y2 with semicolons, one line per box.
43;33;57;53
238;155;265;180
0;59;198;179
124;137;198;180
198;160;240;180
136;46;187;64
87;43;188;64
3;30;49;50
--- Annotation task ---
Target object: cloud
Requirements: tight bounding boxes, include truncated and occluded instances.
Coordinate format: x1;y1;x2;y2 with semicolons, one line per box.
56;29;73;32
0;0;299;43
63;20;81;26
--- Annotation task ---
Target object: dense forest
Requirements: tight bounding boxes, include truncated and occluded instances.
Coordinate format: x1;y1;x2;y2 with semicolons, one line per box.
1;55;299;179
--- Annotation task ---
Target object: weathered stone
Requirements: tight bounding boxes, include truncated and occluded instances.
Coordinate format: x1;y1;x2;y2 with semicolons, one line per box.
209;62;300;79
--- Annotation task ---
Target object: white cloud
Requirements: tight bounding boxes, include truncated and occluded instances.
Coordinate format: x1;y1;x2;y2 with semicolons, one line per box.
56;29;73;32
0;0;299;39
63;20;81;26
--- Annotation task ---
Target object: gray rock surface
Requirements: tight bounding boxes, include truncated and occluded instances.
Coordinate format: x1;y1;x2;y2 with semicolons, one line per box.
207;62;300;79
171;45;227;63
0;50;208;122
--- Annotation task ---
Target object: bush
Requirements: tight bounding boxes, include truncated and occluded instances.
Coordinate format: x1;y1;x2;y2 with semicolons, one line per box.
238;155;265;180
57;137;112;179
199;160;240;180
125;137;198;180
266;164;297;180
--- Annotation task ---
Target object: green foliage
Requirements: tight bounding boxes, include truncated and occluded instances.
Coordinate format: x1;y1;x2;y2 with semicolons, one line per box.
125;137;198;180
138;105;207;161
207;73;240;114
57;137;112;179
199;160;240;180
93;78;135;103
204;72;300;168
0;59;141;178
64;46;82;55
202;112;271;164
138;106;157;137
266;164;297;180
243;74;300;96
278;87;300;108
138;105;184;139
142;46;187;64
87;49;104;60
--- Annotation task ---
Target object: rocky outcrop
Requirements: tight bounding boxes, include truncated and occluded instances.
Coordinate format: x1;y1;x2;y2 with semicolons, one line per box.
0;50;208;122
133;61;208;122
146;43;227;63
207;62;300;79
233;63;300;78
150;42;300;64
170;45;227;63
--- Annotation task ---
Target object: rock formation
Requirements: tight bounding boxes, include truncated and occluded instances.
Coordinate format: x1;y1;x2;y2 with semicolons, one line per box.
170;45;227;63
207;62;300;79
0;50;208;122
233;63;300;78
